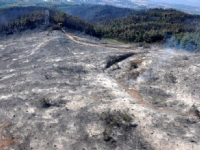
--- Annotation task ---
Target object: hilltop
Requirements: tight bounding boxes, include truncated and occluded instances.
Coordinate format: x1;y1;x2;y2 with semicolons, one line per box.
63;4;134;24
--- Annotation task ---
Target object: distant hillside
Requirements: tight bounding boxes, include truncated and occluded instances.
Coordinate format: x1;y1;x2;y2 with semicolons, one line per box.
1;0;200;15
0;6;95;35
47;0;200;15
0;7;45;25
63;4;134;23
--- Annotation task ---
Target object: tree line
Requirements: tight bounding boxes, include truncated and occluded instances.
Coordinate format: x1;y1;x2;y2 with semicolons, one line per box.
0;6;96;35
94;8;200;51
0;7;200;52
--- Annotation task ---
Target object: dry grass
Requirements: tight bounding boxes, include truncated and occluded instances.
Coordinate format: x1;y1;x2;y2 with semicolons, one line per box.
126;86;155;110
118;80;179;114
0;122;15;150
129;58;146;70
91;94;100;101
118;80;154;108
131;58;146;64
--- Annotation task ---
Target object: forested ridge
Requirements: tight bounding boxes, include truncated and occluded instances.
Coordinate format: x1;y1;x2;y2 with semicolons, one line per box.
63;4;133;23
0;6;200;51
0;6;95;35
94;8;200;51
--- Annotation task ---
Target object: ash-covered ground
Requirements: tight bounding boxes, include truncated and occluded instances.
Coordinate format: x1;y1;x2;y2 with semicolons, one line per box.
0;29;199;150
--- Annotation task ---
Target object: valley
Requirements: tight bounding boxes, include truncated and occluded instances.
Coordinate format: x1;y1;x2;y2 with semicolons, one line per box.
0;29;199;150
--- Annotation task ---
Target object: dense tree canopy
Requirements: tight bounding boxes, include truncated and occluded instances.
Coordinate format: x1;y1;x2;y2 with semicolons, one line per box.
94;8;200;51
0;7;200;52
0;6;96;35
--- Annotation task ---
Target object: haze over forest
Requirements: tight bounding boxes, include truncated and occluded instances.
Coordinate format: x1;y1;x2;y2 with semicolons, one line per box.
1;0;200;14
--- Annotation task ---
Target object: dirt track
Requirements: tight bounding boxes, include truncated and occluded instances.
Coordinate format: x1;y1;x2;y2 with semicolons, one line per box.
62;29;198;117
0;29;199;150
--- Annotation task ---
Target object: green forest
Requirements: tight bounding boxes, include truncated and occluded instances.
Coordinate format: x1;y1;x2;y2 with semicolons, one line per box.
0;7;95;35
96;8;200;51
0;7;200;52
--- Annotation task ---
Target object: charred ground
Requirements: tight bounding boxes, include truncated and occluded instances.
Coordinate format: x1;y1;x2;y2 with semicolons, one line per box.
0;28;199;150
0;5;200;150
